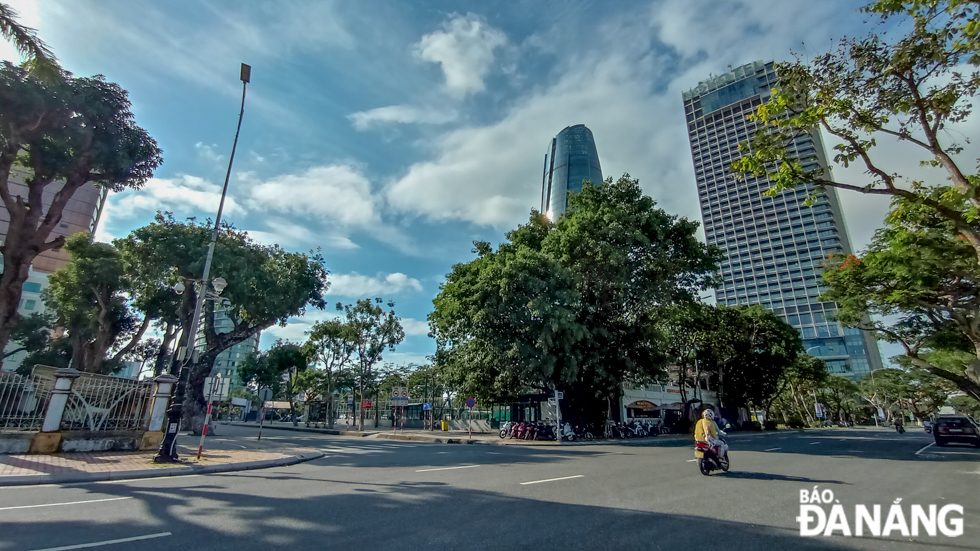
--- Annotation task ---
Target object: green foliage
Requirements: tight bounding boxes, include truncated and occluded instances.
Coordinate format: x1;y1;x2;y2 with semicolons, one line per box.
116;213;329;431
44;233;147;374
429;175;721;422
950;395;980;417
0;62;162;370
0;4;59;80
731;1;980;265
4;312;53;359
821;199;980;401
238;340;309;425
768;354;829;424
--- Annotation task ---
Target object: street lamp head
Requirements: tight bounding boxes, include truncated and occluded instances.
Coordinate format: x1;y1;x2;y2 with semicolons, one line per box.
240;63;251;84
174;281;185;295
212;277;227;295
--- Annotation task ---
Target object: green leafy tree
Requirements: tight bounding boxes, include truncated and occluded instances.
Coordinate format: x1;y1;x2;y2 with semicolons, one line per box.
117;213;329;433
340;299;404;430
302;318;357;428
4;311;52;359
950;395;980;417
0;64;162;370
820;202;980;403
770;354;829;424
819;375;862;423
429;175;721;427
239;341;309;426
731;1;980;266
712;305;804;411
659;303;719;404
43;234;149;374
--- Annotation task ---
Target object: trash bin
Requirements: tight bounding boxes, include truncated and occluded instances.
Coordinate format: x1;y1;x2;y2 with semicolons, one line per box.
441;420;449;431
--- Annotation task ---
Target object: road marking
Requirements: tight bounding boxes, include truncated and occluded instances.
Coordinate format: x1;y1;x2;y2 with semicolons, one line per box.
416;464;482;472
809;442;820;445
686;459;698;462
0;497;132;511
915;443;935;456
520;475;584;485
29;532;171;551
764;447;781;452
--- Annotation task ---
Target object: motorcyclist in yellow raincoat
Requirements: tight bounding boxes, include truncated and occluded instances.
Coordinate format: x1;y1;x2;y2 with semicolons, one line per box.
694;408;727;458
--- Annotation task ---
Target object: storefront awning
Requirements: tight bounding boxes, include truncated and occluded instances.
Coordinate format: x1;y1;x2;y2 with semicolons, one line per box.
626;400;657;411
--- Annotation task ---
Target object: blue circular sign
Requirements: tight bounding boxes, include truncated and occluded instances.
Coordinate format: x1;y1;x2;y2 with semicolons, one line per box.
466;397;475;408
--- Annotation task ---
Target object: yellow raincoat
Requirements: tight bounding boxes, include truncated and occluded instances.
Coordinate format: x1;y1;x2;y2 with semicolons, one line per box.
694;417;719;458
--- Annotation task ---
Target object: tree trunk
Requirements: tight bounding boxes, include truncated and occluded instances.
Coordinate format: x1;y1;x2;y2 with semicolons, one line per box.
181;351;219;435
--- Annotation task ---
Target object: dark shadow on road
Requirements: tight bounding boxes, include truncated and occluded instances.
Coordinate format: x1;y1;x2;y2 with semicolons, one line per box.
0;472;910;551
719;471;850;484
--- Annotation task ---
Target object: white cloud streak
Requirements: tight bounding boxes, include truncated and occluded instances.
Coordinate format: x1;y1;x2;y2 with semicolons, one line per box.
348;105;458;131
414;13;507;98
326;272;423;297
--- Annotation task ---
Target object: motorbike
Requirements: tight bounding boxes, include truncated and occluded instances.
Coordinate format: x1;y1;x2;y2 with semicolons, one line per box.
895;424;906;434
694;435;730;476
574;425;594;441
499;421;512;439
560;422;577;442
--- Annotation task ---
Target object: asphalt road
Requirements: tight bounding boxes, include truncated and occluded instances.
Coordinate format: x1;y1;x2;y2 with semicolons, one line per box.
1;425;978;551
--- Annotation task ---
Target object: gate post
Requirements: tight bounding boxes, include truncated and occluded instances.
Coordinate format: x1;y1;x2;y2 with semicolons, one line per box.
41;369;81;432
140;374;177;450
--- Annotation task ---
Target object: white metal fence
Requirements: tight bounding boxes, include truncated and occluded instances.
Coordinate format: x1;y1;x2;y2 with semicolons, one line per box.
0;370;53;431
60;372;154;432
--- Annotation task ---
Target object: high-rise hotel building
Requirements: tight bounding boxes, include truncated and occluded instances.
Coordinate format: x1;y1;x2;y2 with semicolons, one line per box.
682;61;883;379
541;124;603;219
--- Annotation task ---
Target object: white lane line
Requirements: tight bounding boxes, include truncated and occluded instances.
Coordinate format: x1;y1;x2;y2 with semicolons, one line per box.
686;459;698;462
416;464;482;473
520;475;584;485
0;497;132;511
29;532;171;551
809;442;820;445
915;442;935;456
764;447;781;452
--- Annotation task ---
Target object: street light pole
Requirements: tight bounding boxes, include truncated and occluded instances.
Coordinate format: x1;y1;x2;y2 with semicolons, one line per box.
155;63;251;463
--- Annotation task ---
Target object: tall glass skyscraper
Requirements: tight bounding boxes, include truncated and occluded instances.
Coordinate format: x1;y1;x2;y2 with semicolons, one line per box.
541;124;603;218
682;61;883;379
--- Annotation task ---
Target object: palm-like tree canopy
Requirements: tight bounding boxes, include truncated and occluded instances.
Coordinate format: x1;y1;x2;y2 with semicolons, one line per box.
0;3;59;80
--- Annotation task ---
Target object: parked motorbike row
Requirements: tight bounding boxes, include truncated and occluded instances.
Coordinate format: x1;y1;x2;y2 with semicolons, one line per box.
606;419;664;439
499;419;670;441
498;421;596;441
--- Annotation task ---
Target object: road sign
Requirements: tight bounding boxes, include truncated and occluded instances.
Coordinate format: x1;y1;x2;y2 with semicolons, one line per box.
392;386;409;404
466;397;475;408
422;403;432;411
347;395;354;406
361;399;372;410
548;397;557;405
555;391;564;400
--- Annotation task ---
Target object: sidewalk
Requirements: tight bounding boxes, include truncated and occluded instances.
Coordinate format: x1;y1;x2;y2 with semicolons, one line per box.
0;445;324;487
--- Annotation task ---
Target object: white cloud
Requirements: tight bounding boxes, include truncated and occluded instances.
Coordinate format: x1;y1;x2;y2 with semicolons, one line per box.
195;142;225;165
326;272;423;297
414;13;507;98
260;308;344;348
348;105;458;131
399;318;430;337
247;165;379;226
109;174;245;220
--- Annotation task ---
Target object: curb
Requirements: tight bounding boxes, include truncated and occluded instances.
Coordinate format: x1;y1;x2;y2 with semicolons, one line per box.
0;451;325;487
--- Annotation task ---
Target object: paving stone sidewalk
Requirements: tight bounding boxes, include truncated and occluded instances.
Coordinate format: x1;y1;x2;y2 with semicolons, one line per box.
0;445;323;486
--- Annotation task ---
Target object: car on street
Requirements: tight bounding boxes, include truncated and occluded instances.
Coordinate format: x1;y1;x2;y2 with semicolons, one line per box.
933;415;980;447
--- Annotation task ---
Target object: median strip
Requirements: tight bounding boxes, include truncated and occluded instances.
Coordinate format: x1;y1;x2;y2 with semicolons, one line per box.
520;475;584;485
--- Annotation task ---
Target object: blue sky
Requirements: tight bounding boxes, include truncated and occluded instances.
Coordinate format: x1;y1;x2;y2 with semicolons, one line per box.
4;0;957;366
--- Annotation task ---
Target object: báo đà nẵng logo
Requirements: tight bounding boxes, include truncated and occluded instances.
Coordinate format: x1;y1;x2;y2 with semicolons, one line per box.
797;486;964;537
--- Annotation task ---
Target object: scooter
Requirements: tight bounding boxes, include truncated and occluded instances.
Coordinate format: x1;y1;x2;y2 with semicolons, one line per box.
895;424;906;434
694;437;730;476
560;422;577;442
499;421;512;439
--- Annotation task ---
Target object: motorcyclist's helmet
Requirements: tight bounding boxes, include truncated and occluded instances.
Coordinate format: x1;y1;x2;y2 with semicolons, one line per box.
702;409;715;420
